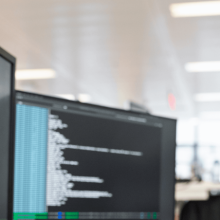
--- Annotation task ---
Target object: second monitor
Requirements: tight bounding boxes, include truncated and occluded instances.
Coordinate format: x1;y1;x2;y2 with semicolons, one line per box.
13;91;176;220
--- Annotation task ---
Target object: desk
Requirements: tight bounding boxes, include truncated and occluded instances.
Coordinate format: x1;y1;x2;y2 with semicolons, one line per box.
176;181;220;201
175;181;220;220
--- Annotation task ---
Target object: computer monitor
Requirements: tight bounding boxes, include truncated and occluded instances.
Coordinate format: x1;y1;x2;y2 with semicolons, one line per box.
14;91;176;220
0;47;16;220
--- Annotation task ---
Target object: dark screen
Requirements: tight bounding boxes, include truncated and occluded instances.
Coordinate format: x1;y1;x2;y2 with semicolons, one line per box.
0;56;12;220
48;110;161;212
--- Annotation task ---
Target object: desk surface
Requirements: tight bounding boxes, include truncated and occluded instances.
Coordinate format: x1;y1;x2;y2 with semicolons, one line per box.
175;181;220;201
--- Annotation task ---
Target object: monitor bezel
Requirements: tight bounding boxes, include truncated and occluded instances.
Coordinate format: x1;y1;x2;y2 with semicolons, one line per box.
0;47;16;220
15;90;176;220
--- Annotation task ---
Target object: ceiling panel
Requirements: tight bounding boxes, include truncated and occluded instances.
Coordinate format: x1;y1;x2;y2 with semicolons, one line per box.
1;0;220;118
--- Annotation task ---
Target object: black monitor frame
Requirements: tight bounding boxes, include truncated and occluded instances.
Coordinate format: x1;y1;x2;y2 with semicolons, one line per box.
0;47;16;220
14;91;176;220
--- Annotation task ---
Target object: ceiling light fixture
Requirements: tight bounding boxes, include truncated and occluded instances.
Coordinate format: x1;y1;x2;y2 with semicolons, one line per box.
16;69;56;80
194;93;220;102
78;94;91;103
199;111;220;119
56;94;75;100
185;61;220;72
170;1;220;17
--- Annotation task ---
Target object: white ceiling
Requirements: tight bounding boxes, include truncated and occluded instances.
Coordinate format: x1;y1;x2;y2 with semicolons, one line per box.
1;0;220;119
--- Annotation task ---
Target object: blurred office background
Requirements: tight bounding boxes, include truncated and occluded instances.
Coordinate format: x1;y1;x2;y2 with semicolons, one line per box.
2;0;220;214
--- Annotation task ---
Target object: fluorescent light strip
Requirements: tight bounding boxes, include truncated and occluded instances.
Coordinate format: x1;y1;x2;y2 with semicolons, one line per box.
56;94;75;100
16;69;56;80
78;94;91;103
185;61;220;72
199;111;220;119
194;93;220;102
170;1;220;17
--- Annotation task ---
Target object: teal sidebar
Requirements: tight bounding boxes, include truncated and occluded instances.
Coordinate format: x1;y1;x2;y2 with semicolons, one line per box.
13;104;48;213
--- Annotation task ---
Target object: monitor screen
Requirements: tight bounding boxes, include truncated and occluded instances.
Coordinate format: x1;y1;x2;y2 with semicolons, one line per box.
0;47;16;220
14;91;176;220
